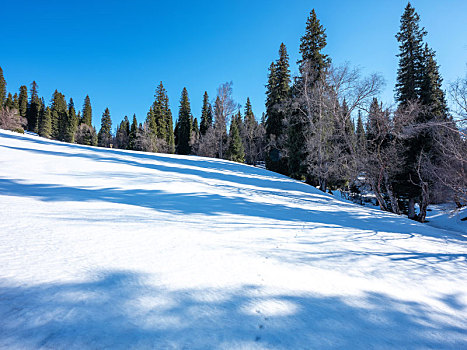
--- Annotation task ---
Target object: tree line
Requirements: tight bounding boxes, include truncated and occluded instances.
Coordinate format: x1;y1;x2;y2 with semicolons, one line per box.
0;2;465;221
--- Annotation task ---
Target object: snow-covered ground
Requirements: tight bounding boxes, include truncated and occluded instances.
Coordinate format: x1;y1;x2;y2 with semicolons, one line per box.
0;129;466;349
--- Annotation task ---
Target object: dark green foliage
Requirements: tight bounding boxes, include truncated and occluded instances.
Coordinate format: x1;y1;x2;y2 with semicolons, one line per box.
192;117;199;141
150;82;175;153
265;43;290;139
200;91;213;135
98;108;113;147
265;43;291;173
116;116;130;149
26;81;41;132
395;2;426;104
176;87;192;155
64;98;78;143
298;9;330;76
0;67;6;106
12;93;19;110
39;106;52;138
50;90;68;140
5;93;14;109
82;95;92;127
227;114;245;163
129;114;138;150
18;86;28;118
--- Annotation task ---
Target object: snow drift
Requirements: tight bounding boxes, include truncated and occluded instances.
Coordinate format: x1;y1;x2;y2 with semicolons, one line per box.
0;129;466;349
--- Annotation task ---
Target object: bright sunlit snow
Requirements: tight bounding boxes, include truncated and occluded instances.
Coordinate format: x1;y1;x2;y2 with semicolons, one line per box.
0;129;466;349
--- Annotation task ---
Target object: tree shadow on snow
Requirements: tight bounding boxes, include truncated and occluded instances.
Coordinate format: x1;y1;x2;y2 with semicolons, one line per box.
0;270;465;349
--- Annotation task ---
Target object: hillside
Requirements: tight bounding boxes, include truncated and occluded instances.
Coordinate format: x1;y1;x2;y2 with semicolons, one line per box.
0;129;466;349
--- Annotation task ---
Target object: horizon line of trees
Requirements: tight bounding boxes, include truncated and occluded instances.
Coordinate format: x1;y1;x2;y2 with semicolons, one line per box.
1;2;466;222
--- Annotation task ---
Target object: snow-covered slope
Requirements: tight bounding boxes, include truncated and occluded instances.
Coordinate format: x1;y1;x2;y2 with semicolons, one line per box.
0;129;466;349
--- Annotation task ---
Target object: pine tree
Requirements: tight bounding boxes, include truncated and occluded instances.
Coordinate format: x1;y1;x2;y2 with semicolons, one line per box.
129;114;138;150
116;116;130;149
98;108;112;147
227;115;245;163
200;91;213;135
176;87;192;155
288;9;330;181
12;93;19;110
64;98;78;143
50;90;68;140
5;93;14;109
82;95;92;126
243;97;259;164
18;86;28;118
298;9;330;76
151;82;174;153
192;117;199;142
39;106;52;138
26;81;42;132
265;43;291;173
265;43;290;139
395;2;426;104
0;66;6;107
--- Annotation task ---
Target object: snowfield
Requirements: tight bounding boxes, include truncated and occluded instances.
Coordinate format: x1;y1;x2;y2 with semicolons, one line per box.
0;129;466;349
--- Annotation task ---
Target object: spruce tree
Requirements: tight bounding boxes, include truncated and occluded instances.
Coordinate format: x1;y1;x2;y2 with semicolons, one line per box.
5;93;14;109
12;93;19;110
129;114;138;150
298;9;330;76
200;91;213;135
395;2;426;105
64;98;78;143
265;43;291;173
98;108;112;147
18;86;28;118
288;9;330;181
0;66;6;106
176;87;192;155
50;90;68;140
151;82;175;152
82;95;92;126
39;106;52;138
227;115;245;163
192;117;199;141
26;81;42;132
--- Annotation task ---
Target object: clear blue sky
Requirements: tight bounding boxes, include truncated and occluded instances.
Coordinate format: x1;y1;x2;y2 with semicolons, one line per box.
1;0;466;131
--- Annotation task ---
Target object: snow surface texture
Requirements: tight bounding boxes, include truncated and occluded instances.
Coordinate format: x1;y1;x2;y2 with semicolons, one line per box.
0;129;466;349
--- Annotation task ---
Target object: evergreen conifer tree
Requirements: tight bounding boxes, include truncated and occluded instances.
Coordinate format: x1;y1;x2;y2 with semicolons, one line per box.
176;87;192;155
0;66;6;107
5;93;14;109
298;9;330;76
129;114;138;150
12;93;19;110
64;98;78;143
265;43;291;173
288;9;330;181
200;91;213;135
82;95;92;126
98;108;112;147
227;115;245;163
50;90;68;140
39;106;52;138
395;2;426;105
26;81;41;132
18;86;28;118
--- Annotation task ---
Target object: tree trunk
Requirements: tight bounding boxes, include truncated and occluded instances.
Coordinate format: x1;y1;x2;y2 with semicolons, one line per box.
407;198;416;220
